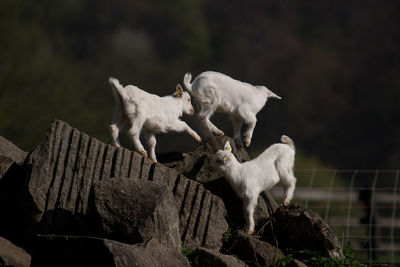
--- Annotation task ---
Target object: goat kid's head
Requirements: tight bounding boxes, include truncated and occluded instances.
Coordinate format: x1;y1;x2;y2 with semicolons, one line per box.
215;141;235;168
175;84;195;116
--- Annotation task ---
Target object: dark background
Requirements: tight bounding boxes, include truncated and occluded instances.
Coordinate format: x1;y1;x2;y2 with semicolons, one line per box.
1;0;399;169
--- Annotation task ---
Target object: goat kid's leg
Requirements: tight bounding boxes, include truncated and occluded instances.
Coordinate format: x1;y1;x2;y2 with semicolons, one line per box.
243;197;258;234
231;116;243;147
109;98;128;147
243;204;250;233
109;113;127;147
196;114;213;139
208;119;224;136
196;109;214;138
127;120;147;158
198;106;224;137
282;177;296;205
198;115;224;137
173;121;202;143
242;114;257;147
110;123;121;147
144;133;157;162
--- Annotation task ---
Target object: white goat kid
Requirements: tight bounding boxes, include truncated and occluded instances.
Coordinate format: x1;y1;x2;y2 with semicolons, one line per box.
215;136;296;234
109;77;202;162
184;71;281;147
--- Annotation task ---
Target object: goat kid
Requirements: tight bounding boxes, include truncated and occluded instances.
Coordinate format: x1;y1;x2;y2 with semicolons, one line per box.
184;71;281;147
109;77;202;162
215;136;296;234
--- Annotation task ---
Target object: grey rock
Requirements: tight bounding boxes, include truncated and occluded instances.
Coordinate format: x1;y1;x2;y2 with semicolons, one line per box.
0;136;27;179
0;236;31;267
172;174;228;249
228;230;285;266
192;247;247;267
31;235;189;267
262;204;345;260
90;178;181;250
160;135;250;183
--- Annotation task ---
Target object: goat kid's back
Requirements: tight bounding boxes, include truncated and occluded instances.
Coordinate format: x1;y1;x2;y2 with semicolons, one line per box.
184;71;276;112
240;135;295;190
252;134;295;159
109;77;187;121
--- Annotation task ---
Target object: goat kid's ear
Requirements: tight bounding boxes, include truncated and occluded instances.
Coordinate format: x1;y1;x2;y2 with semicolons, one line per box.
224;141;232;152
176;84;183;97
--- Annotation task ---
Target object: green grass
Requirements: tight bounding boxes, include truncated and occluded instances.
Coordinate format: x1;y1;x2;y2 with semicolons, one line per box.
277;243;366;267
182;246;195;266
223;227;234;243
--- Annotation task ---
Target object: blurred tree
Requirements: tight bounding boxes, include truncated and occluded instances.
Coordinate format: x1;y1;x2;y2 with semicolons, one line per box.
0;0;398;169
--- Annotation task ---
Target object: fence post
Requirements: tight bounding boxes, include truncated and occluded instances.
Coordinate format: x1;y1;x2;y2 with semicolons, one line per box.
346;170;358;243
324;169;337;221
368;170;379;265
304;168;316;209
390;170;399;266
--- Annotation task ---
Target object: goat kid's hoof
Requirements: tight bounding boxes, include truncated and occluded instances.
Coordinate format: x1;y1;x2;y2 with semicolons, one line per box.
247;230;254;235
213;130;224;136
217;131;224;136
110;142;121;148
244;141;251;147
139;150;148;158
195;136;202;143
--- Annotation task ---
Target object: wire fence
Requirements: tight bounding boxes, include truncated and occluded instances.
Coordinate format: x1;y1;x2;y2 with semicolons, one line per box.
269;169;400;266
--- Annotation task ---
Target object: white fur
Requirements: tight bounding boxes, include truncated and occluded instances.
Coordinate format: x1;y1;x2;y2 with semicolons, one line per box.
215;135;296;234
184;71;281;147
109;77;202;162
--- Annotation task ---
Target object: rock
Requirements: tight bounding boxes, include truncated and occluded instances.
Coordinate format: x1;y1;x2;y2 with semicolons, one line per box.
159;135;278;229
160;135;250;183
0;138;28;243
227;230;285;266
261;204;345;260
0;236;31;267
192;247;247;267
172;173;228;250
0;119;227;250
0;136;27;179
89;178;181;250
31;235;190;267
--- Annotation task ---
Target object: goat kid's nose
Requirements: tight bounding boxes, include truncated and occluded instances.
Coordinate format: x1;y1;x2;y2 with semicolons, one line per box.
190;108;195;115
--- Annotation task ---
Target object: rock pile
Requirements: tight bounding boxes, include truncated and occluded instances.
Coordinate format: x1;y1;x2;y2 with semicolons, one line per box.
0;119;345;266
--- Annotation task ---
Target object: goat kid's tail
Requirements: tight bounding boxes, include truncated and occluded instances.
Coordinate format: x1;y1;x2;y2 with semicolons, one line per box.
183;72;193;93
109;77;128;103
281;135;295;150
266;88;282;100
